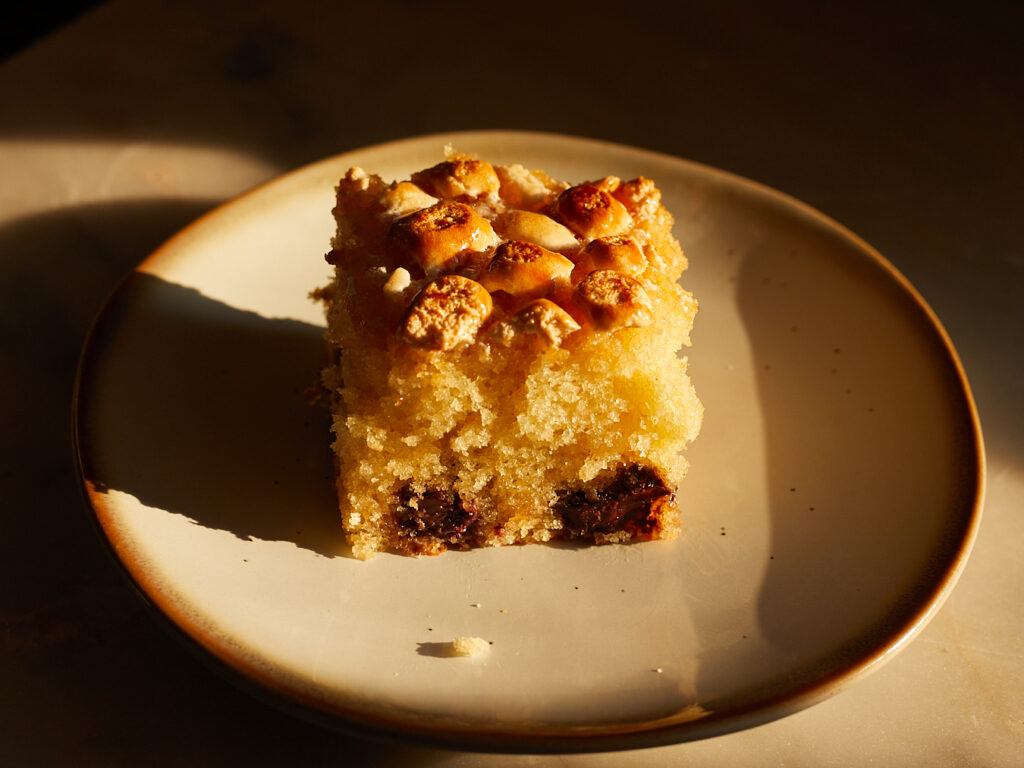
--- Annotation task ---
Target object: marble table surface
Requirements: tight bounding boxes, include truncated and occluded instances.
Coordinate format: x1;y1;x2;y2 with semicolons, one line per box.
2;1;1021;764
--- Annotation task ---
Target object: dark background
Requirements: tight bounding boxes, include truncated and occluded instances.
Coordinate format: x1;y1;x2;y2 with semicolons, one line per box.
1;2;104;61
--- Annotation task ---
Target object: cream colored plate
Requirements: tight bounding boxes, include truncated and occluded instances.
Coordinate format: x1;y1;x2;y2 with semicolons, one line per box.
73;132;984;752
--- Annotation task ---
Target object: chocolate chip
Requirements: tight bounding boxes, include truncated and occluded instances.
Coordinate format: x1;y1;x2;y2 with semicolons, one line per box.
394;486;479;543
554;465;673;538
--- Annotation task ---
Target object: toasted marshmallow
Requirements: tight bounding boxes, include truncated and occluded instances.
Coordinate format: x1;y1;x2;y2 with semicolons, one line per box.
389;201;500;277
495;163;563;209
571;236;647;282
573;270;653;330
379;182;438;222
411;157;501;200
478;240;574;300
495;210;579;255
400;275;493;350
612;177;662;219
491;298;582;347
552;184;634;241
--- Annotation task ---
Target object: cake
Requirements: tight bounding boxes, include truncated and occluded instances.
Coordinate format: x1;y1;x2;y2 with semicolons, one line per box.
314;152;702;559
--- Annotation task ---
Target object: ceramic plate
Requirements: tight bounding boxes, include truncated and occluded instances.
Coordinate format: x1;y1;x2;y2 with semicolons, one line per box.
73;131;984;752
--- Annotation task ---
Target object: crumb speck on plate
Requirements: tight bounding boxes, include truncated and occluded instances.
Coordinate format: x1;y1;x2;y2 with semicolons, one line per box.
451;637;490;657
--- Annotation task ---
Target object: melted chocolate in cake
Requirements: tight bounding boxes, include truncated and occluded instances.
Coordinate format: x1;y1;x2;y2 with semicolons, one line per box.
554;464;673;538
395;486;479;544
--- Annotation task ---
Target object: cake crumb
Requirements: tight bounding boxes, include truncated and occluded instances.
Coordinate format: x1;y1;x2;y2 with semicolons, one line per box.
451;636;490;657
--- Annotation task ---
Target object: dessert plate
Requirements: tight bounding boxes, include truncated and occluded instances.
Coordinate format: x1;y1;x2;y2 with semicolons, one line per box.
74;131;983;752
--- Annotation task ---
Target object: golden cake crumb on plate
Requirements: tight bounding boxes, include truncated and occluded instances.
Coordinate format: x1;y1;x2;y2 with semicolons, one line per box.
450;637;491;657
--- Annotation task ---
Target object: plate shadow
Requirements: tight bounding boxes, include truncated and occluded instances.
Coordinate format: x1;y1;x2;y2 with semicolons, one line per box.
77;272;346;558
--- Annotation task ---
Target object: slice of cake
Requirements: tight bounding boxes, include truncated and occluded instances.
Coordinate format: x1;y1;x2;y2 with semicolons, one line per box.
315;152;702;559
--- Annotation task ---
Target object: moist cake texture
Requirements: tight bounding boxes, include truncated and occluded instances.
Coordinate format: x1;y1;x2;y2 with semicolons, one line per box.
315;152;702;559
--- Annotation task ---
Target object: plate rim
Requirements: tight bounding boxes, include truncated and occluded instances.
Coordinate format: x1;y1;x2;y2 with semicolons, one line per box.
72;129;986;753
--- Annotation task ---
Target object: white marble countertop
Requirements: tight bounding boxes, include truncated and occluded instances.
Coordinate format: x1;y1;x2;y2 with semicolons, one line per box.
2;1;1022;764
